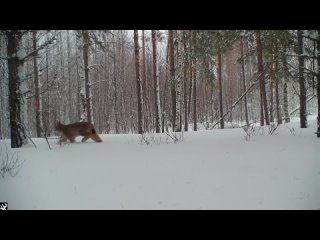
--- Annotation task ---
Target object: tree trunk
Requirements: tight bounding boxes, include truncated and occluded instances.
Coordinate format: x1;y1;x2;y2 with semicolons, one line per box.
218;47;224;129
162;59;168;133
82;30;93;123
193;59;197;131
104;46;110;133
141;30;149;132
255;30;270;126
188;31;193;121
168;30;176;131
75;36;81;121
274;41;281;124
45;35;51;135
66;30;73;122
134;30;144;134
113;39;119;133
297;30;307;128
183;32;189;131
316;30;320;137
282;50;290;123
175;30;182;132
192;32;197;131
240;37;249;125
269;55;274;123
32;30;42;137
7;30;27;148
152;30;161;133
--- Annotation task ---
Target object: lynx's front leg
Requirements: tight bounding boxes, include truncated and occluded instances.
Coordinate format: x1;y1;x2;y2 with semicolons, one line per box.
59;134;68;143
81;136;90;142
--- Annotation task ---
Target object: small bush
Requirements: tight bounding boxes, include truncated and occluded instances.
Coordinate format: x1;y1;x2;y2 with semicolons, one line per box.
138;131;184;146
242;124;258;141
139;132;162;146
267;123;280;135
0;145;26;178
164;131;184;144
286;126;296;136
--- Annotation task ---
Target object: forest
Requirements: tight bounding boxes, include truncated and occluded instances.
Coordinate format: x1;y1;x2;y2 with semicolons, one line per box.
0;30;319;148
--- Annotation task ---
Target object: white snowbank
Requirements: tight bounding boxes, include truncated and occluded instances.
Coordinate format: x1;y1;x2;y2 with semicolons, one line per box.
0;116;319;209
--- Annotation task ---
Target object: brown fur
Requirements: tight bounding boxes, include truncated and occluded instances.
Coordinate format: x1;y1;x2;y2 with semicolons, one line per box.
55;121;102;143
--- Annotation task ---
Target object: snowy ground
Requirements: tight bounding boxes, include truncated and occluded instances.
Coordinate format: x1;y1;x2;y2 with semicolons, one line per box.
0;116;319;210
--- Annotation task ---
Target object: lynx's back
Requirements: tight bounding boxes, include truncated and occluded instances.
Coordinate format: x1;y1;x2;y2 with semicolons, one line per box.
56;121;102;143
64;122;94;136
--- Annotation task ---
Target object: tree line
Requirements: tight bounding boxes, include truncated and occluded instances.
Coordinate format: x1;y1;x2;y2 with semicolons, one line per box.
0;30;319;148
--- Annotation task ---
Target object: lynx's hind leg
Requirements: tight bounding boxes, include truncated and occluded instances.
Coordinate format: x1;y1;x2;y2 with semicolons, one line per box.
59;135;68;143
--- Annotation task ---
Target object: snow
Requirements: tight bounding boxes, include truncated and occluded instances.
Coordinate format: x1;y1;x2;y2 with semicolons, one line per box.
1;116;320;210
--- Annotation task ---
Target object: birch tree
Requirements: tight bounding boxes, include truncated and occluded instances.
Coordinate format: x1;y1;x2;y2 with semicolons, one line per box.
152;30;161;133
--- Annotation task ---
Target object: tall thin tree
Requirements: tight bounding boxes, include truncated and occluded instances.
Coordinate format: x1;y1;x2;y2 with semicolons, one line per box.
297;30;307;128
256;30;270;126
175;30;182;132
134;30;144;134
316;30;320;137
168;30;176;131
240;37;249;125
183;31;189;131
6;30;27;148
274;41;281;124
152;30;161;133
32;30;42;137
282;48;290;123
82;30;93;123
217;46;224;129
192;32;197;131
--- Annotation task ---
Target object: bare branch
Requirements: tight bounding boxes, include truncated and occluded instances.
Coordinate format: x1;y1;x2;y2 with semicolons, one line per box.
20;36;57;62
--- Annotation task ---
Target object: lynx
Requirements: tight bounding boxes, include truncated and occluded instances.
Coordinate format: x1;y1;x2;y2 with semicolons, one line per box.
55;121;102;143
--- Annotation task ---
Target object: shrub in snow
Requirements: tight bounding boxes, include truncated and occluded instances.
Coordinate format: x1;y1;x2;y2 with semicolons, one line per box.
242;124;258;141
165;131;184;144
0;145;25;178
286;126;296;136
267;123;280;136
139;132;162;146
138;131;184;146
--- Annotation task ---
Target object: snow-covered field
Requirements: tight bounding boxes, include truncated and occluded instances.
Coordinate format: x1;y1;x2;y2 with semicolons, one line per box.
1;116;319;210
